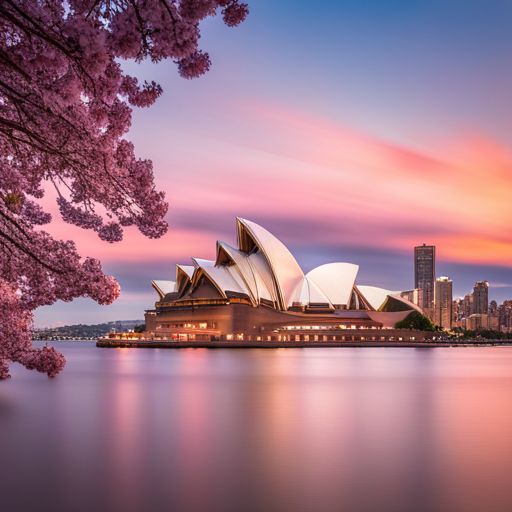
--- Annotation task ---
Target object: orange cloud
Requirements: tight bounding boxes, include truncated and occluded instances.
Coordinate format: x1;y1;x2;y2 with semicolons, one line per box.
197;100;512;265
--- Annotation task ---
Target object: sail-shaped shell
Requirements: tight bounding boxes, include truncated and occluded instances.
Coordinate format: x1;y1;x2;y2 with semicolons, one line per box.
215;241;275;305
151;280;176;299
357;285;397;310
236;218;304;309
305;262;359;307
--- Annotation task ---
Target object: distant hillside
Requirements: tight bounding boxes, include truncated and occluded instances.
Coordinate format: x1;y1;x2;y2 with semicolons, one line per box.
34;320;144;340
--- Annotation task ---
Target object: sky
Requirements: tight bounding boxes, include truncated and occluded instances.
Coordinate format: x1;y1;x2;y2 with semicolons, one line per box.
35;0;512;326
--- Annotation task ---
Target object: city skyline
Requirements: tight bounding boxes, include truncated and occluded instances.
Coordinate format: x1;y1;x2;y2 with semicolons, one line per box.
34;0;512;326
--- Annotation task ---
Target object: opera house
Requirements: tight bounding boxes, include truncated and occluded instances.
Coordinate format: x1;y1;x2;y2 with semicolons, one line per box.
144;218;432;343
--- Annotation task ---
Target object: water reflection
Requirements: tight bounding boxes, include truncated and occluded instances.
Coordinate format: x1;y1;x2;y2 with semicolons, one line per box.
1;343;512;512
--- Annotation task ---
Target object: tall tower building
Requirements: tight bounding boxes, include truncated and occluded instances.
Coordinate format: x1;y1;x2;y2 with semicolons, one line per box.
435;276;453;329
473;281;489;315
462;293;473;319
452;298;461;324
414;244;436;315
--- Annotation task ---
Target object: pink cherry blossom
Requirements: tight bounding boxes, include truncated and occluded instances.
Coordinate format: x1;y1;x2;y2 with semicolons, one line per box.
0;0;248;378
178;50;212;79
0;279;66;379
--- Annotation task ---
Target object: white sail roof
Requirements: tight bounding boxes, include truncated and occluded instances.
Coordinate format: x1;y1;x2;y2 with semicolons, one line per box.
191;258;215;268
215;241;275;304
175;264;195;293
237;218;304;309
305;262;359;306
151;280;176;299
247;250;279;304
177;264;194;278
357;285;400;311
293;277;333;307
387;293;423;313
199;265;250;297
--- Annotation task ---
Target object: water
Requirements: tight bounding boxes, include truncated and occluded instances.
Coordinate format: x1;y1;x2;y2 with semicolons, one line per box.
2;342;512;512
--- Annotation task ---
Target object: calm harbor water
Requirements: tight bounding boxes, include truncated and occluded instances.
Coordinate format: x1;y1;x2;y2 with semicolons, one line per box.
2;342;512;512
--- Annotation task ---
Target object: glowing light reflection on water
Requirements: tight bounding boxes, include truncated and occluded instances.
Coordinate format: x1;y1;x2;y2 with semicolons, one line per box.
2;343;512;512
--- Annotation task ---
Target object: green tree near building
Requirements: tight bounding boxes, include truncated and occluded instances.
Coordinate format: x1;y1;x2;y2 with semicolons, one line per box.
395;311;436;331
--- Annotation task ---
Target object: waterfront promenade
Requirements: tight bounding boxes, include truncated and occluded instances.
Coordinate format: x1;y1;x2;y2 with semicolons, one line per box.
96;339;512;349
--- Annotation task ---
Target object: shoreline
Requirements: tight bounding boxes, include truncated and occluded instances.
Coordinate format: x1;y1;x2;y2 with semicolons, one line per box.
95;339;512;349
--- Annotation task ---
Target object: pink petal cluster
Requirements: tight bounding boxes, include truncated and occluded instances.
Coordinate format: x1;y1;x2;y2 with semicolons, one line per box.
0;280;66;379
178;50;212;79
222;1;249;27
0;0;248;378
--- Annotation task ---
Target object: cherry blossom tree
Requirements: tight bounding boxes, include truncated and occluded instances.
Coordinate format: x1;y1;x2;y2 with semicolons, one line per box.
0;0;248;379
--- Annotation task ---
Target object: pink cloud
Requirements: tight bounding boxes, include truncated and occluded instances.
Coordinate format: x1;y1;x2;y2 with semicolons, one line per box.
37;100;512;269
182;100;512;264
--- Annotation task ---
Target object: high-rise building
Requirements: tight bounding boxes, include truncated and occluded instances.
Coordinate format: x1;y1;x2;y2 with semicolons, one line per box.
498;301;512;333
435;276;453;329
462;293;473;319
452;298;461;324
414;244;435;315
488;300;499;330
452;298;466;329
472;281;489;315
467;314;489;331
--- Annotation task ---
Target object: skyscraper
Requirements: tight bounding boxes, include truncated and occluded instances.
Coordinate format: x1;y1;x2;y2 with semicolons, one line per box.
462;293;473;319
499;301;512;333
414;244;435;315
473;281;489;315
489;300;499;330
435;276;453;329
